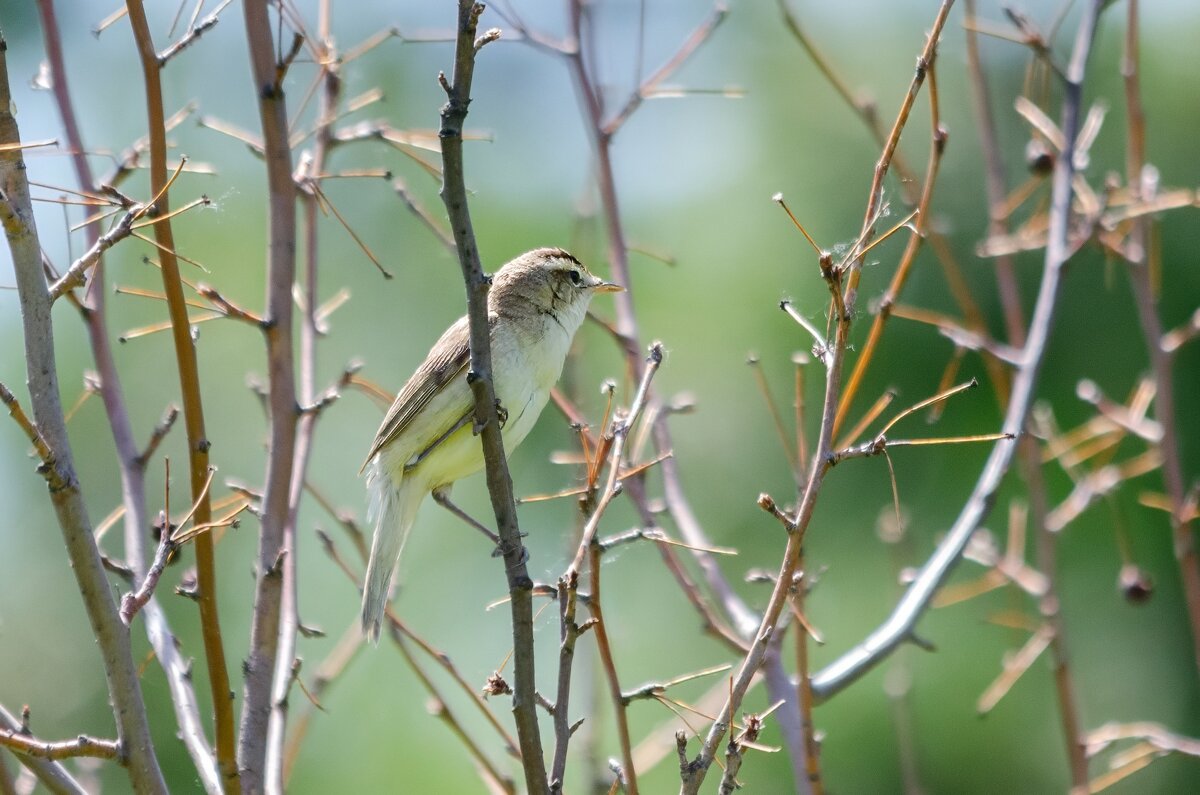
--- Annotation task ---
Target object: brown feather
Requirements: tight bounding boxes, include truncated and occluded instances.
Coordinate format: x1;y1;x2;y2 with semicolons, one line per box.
360;315;475;470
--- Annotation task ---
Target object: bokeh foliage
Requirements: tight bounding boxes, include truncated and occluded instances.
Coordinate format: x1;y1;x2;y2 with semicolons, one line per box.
1;1;1198;791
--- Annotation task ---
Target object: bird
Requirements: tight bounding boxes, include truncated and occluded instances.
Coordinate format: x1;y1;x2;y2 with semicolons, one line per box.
359;247;622;641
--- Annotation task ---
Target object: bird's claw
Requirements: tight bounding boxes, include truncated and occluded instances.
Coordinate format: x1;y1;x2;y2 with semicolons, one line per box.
492;535;529;560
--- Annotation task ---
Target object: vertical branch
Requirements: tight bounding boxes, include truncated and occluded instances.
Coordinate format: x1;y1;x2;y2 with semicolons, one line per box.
437;3;549;791
558;2;818;782
1120;0;1200;673
586;545;637;794
238;1;300;791
1022;448;1089;789
967;1;1088;784
122;3;238;790
563;0;759;637
34;2;220;788
0;37;167;795
793;552;821;793
964;0;1026;348
681;5;957;789
681;251;852;795
264;2;335;789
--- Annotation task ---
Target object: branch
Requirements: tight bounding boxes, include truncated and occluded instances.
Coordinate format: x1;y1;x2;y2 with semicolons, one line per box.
437;3;548;791
122;3;237;789
676;6;958;791
34;3;220;788
0;383;54;466
237;0;301;788
0;705;87;795
0;35;167;794
1119;0;1200;675
566;343;663;575
811;0;1107;701
601;5;729;137
47;208;138;300
267;6;342;787
839;2;955;318
156;0;233;66
0;729;119;762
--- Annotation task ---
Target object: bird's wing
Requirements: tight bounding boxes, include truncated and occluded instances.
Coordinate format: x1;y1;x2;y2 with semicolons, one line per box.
361;315;474;470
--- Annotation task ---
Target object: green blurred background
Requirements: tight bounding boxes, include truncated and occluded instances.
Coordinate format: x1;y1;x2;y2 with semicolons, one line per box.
1;1;1198;792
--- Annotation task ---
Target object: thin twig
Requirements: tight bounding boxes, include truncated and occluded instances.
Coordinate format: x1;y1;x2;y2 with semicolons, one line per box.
235;0;301;788
1119;0;1200;675
0;706;86;795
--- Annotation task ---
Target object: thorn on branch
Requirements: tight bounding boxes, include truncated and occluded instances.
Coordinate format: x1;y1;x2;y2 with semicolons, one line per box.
271;33;305;97
136;404;180;467
757;493;797;533
0;382;55;469
265;549;288;579
474;27;502;52
156;0;232;66
907;631;936;653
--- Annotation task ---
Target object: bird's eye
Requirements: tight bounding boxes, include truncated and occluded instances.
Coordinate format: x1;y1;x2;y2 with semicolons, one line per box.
568;269;583;286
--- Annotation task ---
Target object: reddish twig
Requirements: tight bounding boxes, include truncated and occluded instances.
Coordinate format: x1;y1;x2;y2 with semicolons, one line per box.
122;3;238;789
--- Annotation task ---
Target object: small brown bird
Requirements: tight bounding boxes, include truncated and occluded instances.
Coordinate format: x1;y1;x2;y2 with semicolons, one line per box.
360;248;622;641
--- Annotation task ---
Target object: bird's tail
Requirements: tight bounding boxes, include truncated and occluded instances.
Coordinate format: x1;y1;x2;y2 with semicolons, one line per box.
361;459;424;643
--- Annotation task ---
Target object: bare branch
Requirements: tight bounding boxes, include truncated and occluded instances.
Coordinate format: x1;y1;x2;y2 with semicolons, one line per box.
811;0;1108;702
437;4;547;790
0;706;87;795
122;3;237;787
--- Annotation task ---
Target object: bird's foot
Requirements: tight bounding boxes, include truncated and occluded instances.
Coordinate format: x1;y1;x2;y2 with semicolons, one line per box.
493;538;530;563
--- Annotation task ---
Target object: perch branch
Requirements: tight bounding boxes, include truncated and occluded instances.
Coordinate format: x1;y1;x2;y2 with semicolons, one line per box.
437;3;548;791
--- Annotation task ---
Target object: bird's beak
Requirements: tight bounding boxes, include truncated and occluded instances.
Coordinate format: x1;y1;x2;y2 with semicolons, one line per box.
593;280;624;293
